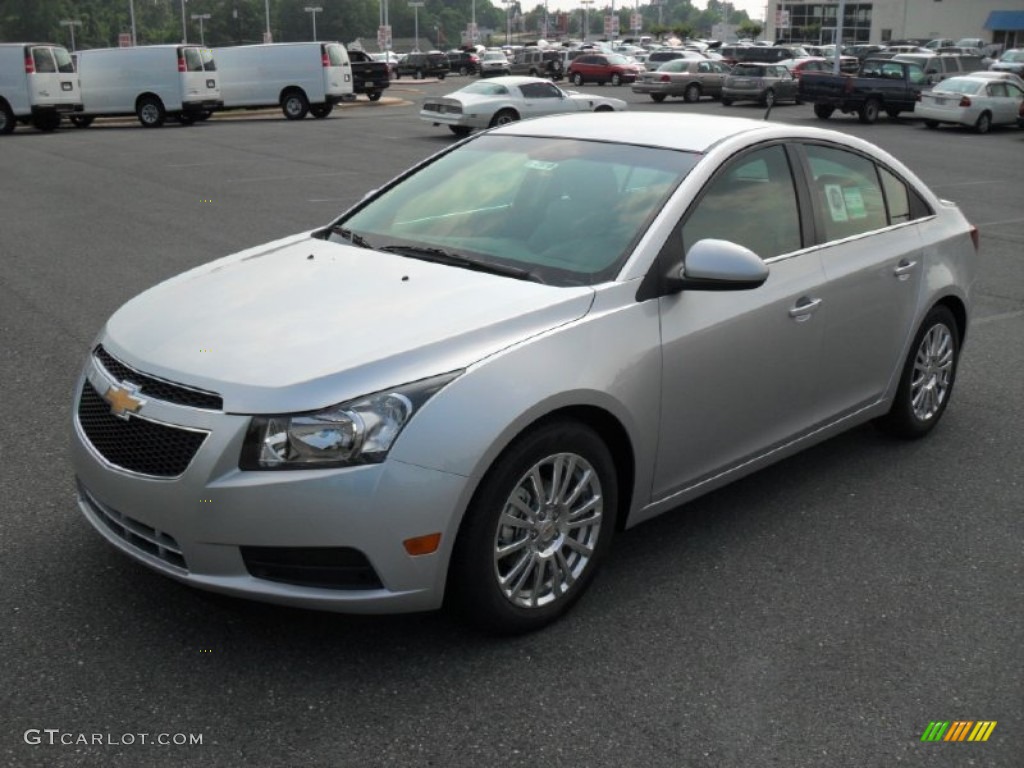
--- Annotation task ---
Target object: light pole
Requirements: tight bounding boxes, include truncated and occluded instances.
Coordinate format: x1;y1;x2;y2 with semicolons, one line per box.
501;0;512;46
264;0;272;43
191;13;211;46
128;0;137;45
59;20;81;52
580;0;593;43
408;2;424;51
304;6;322;41
181;0;188;44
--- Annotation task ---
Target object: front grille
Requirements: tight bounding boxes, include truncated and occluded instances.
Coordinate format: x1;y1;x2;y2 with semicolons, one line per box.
78;381;207;478
79;481;187;570
240;546;383;590
95;346;223;410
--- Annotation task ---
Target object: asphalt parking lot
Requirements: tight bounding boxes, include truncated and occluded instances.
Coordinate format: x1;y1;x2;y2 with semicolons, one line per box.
1;79;1022;767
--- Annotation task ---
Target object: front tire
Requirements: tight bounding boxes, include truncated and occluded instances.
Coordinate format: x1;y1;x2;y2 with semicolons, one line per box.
858;98;880;124
876;306;960;439
448;420;618;634
136;96;165;128
489;108;518;128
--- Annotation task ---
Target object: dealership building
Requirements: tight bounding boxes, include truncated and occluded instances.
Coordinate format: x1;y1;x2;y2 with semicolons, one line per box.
763;0;1024;49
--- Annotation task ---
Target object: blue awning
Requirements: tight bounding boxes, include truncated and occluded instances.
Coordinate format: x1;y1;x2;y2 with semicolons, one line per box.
984;11;1024;31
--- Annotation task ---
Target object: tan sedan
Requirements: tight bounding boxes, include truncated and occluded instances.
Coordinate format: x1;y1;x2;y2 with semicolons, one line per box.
631;58;730;103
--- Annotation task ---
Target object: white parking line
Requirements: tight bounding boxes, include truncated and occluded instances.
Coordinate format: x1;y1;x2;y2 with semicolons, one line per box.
975;217;1024;227
975;309;1024;326
931;179;1014;188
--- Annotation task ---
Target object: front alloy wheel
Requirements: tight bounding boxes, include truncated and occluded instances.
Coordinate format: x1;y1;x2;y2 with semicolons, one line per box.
450;421;618;633
876;306;960;438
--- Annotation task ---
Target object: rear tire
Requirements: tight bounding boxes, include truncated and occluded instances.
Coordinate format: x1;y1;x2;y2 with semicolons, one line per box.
923;120;939;129
813;103;834;120
70;114;94;129
684;83;701;103
650;93;667;103
0;101;14;134
449;125;472;136
886;108;901;119
367;90;382;102
32;111;61;132
176;112;196;125
875;306;960;439
611;73;622;86
281;90;309;120
573;73;584;86
974;112;992;134
721;97;733;106
136;96;165;128
310;103;333;118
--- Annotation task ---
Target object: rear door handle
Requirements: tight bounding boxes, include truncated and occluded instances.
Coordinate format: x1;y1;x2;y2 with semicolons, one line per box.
894;259;918;280
788;297;822;321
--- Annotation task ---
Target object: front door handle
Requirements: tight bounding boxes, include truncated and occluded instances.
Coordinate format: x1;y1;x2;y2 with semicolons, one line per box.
894;259;918;280
788;296;822;321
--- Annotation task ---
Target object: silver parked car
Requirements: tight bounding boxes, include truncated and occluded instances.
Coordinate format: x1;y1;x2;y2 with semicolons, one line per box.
917;75;1024;133
632;58;730;102
72;113;977;633
722;63;801;106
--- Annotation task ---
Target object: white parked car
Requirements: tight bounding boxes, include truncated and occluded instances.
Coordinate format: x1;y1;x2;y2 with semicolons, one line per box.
420;76;626;136
72;113;977;633
917;75;1024;133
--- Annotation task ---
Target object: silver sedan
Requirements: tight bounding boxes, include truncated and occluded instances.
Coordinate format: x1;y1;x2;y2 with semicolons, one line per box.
917;75;1024;133
631;58;730;103
419;76;626;136
72;113;977;633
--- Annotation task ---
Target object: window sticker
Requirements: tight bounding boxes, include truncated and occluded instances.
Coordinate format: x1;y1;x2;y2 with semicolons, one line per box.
825;183;848;222
843;187;867;219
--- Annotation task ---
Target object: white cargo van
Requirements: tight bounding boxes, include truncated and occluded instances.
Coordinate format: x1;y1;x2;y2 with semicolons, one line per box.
75;45;222;128
215;42;353;119
0;43;81;134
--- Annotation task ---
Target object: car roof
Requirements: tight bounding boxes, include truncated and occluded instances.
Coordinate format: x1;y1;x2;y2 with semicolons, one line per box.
472;75;558;86
494;112;840;154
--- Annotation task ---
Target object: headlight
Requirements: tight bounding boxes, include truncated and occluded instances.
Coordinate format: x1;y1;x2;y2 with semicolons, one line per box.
240;371;461;470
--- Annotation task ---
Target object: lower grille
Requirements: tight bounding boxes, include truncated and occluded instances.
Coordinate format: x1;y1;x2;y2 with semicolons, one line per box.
240;546;383;590
79;481;187;570
77;381;207;478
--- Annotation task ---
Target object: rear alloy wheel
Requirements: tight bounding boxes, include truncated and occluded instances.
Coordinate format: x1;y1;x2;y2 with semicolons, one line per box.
489;108;518;128
684;83;701;103
136;96;165;128
310;103;333;118
813;103;834;120
876;306;960;439
650;93;667;103
858;98;880;124
573;73;584;86
762;89;776;108
449;421;618;634
281;90;309;120
974;112;992;134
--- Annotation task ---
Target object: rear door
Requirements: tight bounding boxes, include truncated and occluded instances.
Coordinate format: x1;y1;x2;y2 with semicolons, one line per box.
322;43;353;99
179;47;219;106
26;45;79;110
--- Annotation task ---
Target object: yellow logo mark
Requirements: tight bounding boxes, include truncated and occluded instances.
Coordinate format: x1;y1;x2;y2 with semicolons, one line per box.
102;383;144;420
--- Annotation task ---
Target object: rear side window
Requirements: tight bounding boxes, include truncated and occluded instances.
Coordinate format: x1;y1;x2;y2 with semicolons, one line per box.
878;167;911;224
804;144;888;241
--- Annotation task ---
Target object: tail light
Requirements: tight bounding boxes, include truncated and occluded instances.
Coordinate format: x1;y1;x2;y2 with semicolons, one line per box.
958;96;972;107
322;52;330;67
969;225;980;251
24;53;34;73
659;74;670;82
177;54;186;72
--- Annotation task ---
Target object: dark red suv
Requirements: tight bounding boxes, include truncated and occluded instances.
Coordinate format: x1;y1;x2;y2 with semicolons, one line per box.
567;53;641;86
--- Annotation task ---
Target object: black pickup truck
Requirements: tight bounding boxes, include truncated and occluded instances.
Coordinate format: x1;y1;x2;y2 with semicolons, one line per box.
798;58;929;124
347;49;390;102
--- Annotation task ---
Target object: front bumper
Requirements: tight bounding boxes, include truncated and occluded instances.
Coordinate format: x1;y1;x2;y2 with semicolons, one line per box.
71;353;469;614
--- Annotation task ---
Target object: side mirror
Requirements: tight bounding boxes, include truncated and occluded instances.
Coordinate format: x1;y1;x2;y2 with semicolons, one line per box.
667;239;769;292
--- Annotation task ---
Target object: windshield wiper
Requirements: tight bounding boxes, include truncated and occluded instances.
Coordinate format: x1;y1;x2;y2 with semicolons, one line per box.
322;225;374;249
378;245;545;283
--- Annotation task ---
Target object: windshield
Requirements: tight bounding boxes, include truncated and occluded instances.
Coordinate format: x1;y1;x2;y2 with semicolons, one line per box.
606;54;628;65
334;134;698;287
1001;50;1023;62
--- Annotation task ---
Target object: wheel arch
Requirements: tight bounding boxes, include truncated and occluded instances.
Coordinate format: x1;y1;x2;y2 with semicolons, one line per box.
933;293;968;346
134;92;164;111
279;85;307;103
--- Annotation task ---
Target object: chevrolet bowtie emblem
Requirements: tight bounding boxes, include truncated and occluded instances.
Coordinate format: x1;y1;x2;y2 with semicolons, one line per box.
103;382;146;420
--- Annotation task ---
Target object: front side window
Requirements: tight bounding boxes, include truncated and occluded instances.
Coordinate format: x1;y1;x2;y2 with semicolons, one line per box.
681;144;802;260
520;82;561;98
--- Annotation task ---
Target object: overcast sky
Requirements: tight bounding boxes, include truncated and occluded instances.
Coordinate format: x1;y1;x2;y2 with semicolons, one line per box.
541;0;767;24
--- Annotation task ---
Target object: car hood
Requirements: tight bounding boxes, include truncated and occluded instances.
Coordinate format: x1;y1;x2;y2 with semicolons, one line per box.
101;234;595;414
